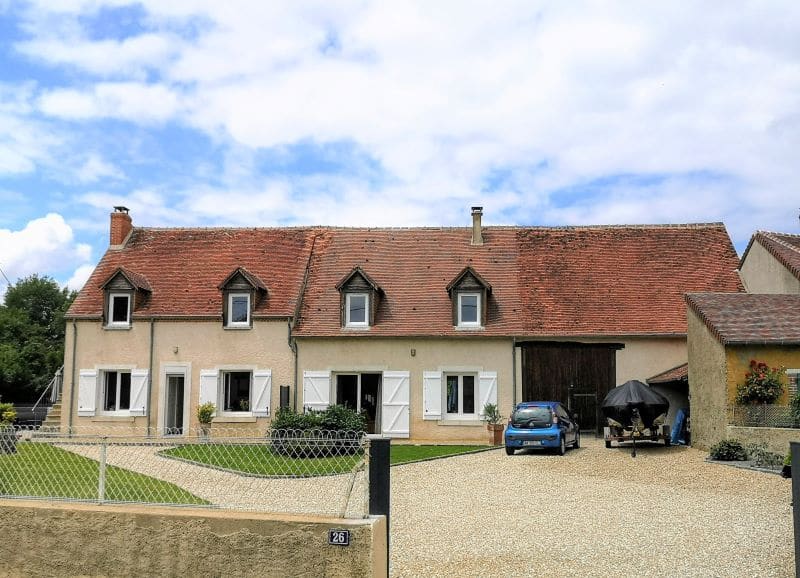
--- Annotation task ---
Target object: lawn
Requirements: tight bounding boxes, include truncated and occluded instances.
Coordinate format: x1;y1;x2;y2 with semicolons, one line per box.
0;442;208;505
159;443;488;475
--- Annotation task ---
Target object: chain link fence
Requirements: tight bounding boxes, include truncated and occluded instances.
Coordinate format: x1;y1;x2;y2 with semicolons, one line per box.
0;425;370;518
727;404;800;428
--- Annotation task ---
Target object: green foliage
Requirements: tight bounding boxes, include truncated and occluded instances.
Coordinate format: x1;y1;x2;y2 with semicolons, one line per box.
0;402;16;426
390;445;488;465
0;275;76;402
482;403;502;425
197;402;215;425
709;439;748;461
745;442;783;469
791;393;800;424
735;359;785;405
271;405;367;433
785;452;792;467
270;406;366;457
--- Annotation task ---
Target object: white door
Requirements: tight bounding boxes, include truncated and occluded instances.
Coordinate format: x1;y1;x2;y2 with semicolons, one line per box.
381;371;410;438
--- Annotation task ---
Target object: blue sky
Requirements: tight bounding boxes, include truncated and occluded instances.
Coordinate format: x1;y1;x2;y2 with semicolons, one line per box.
1;1;799;297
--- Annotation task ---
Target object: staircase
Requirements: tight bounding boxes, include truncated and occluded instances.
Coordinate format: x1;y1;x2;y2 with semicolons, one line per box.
40;399;62;431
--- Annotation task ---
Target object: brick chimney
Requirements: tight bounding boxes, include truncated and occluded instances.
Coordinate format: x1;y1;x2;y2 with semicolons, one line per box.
471;206;484;246
110;206;132;247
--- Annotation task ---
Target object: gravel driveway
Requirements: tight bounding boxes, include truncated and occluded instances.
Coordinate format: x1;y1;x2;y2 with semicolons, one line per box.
390;437;793;577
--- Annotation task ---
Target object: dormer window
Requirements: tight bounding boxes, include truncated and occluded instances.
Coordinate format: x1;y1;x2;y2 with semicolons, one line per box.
346;293;369;327
447;266;491;329
100;267;151;329
219;267;268;330
336;266;383;329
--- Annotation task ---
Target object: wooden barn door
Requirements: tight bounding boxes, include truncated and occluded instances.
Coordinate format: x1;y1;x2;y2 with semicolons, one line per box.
521;342;621;434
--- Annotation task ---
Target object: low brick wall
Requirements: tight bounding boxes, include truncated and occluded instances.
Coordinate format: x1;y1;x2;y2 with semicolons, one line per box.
0;500;386;578
726;425;800;455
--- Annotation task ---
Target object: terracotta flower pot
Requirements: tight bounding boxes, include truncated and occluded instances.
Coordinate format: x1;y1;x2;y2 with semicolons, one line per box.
487;423;504;446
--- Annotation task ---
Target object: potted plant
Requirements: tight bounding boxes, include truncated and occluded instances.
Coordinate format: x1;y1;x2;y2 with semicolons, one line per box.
197;402;215;441
782;451;791;479
483;402;504;446
0;401;18;454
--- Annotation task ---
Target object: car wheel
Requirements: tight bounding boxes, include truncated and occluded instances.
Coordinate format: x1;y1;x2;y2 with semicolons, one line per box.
574;430;580;449
558;435;566;456
505;446;515;456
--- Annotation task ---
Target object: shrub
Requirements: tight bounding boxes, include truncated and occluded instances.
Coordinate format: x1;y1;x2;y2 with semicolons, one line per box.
745;442;783;469
709;439;747;461
785;452;792;467
197;402;215;425
271;405;366;433
270;405;366;457
735;360;785;405
0;402;16;426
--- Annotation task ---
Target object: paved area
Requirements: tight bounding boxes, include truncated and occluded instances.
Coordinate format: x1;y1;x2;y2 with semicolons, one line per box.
390;437;793;577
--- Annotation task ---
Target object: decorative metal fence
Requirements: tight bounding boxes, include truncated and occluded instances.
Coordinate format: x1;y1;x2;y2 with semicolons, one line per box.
727;404;799;429
0;426;370;518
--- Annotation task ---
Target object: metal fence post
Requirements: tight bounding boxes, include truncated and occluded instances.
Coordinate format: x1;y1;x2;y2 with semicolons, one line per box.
792;442;800;578
98;438;107;503
368;435;390;576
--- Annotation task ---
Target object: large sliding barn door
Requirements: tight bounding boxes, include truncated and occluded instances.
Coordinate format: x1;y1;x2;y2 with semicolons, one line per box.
521;342;621;433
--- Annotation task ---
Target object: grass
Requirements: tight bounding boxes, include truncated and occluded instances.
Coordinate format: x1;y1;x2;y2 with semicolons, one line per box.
159;442;488;475
0;442;208;505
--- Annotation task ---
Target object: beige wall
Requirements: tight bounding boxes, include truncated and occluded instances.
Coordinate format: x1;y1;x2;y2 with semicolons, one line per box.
0;500;386;578
726;426;800;455
63;319;294;433
297;337;513;443
739;241;800;294
687;309;728;450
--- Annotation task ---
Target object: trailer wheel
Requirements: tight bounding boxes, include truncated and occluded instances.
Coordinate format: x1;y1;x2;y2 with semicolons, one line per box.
605;440;612;449
664;437;671;447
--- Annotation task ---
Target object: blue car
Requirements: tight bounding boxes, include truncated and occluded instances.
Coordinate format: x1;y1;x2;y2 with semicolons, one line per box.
504;401;580;456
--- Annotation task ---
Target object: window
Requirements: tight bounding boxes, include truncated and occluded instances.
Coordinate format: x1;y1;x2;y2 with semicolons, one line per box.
445;374;476;416
457;293;480;327
346;293;368;327
223;371;252;412
108;293;131;326
227;293;251;327
103;370;131;412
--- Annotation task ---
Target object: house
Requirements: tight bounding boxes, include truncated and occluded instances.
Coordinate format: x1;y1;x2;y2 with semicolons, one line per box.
60;207;742;442
738;231;800;294
685;293;800;451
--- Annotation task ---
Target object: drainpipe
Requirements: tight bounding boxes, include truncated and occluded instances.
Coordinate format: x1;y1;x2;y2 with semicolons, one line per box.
147;318;155;435
68;320;77;431
293;337;299;412
511;337;517;410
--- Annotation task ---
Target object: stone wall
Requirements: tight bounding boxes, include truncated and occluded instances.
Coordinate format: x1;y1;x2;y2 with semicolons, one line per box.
687;309;728;450
0;500;386;578
727;426;800;455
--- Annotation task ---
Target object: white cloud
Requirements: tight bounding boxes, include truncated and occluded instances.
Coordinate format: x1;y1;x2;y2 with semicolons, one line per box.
65;263;95;292
75;154;124;183
38;82;181;123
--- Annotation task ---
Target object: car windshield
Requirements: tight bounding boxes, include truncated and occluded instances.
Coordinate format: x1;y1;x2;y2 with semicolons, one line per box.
512;406;552;426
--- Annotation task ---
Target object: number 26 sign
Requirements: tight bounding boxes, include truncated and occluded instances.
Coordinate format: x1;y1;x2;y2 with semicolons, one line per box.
328;529;350;546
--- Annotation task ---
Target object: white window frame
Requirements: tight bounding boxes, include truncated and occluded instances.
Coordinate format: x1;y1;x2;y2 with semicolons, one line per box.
107;293;131;327
220;370;253;415
101;369;132;415
444;373;478;418
457;292;481;327
227;293;251;328
346;293;369;327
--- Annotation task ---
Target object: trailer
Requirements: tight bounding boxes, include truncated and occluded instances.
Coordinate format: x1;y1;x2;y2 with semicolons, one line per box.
600;380;672;450
603;421;672;448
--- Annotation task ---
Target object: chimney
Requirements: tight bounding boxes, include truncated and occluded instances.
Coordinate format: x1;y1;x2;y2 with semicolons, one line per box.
471;206;484;246
110;206;132;247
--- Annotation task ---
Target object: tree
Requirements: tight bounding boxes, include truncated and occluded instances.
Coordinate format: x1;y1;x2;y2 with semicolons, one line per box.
0;275;76;402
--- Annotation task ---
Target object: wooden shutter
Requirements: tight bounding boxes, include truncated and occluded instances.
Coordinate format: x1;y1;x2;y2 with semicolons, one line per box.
199;370;218;415
381;371;410;438
422;371;442;420
252;370;272;417
478;371;498;417
129;369;149;416
302;371;331;412
77;370;97;417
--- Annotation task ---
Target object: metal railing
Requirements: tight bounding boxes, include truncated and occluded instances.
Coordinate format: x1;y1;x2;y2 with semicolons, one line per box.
31;365;63;415
0;426;370;518
727;404;800;429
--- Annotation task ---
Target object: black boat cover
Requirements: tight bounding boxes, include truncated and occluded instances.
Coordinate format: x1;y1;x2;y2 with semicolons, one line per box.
600;379;669;429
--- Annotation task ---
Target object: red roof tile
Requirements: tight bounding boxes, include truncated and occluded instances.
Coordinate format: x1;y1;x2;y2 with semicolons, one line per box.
685;293;800;345
740;231;800;281
647;363;688;384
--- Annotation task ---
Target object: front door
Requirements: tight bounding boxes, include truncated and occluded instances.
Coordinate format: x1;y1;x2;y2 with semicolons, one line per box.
165;374;184;435
336;373;381;434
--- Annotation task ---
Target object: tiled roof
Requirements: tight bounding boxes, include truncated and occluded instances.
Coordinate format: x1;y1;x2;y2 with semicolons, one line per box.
647;363;688;384
740;231;800;281
100;266;152;292
68;228;316;319
685;293;800;345
515;224;742;336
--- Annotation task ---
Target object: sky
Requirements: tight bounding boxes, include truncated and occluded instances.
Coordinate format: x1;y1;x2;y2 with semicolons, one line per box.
0;1;799;299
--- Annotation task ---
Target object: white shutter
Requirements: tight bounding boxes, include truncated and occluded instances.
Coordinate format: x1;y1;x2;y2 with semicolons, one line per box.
199;370;218;415
382;371;410;438
129;369;149;416
478;371;498;417
77;370;97;417
422;371;442;420
302;371;331;412
252;370;272;417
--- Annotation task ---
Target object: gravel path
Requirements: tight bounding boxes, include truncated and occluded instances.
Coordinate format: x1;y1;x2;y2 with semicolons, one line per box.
390;437;793;577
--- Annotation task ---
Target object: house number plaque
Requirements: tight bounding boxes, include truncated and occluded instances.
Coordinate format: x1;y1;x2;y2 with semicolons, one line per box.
328;529;350;546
